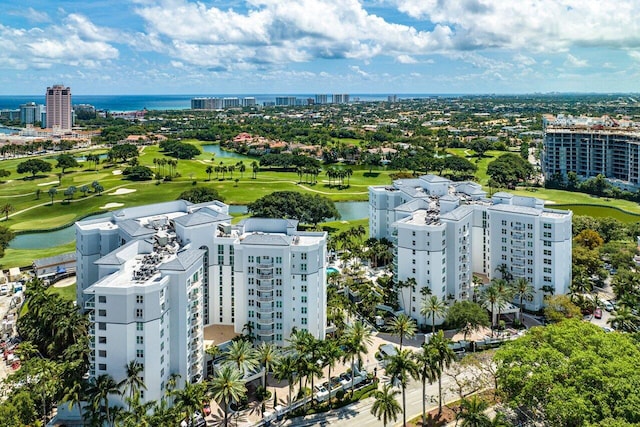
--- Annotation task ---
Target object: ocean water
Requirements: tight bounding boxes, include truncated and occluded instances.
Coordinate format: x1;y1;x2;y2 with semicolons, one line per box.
0;93;439;112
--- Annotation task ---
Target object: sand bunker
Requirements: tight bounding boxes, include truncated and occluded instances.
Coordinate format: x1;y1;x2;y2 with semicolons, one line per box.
112;169;122;175
37;181;59;186
100;202;124;209
110;188;136;196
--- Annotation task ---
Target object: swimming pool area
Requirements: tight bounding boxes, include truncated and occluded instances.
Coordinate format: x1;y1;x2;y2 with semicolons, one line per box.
327;267;339;274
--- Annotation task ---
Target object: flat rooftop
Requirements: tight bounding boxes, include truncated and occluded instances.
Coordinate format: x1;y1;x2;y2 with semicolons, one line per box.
204;324;238;347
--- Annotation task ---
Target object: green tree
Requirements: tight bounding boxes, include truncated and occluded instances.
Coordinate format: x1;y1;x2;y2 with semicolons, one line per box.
607;306;640;332
544;294;581;323
172;381;208;427
248;191;340;225
370;383;402;427
205;165;213;180
209;365;247;427
56;154;79;174
178;187;224;203
457;395;491;427
415;344;438;426
223;340;258;377
256;342;279;390
85;374;121;426
389;314;417;350
342;321;373;395
385;348;419;427
17;158;52;177
512;277;534;324
445;301;490;341
574;229;604;250
273;354;297;409
486;153;533;189
0;203;13;221
118;361;147;409
421;295;448;334
425;330;455;415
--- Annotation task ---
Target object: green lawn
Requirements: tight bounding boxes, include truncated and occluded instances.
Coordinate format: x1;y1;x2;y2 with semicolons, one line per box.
552;204;640;222
1;241;76;269
47;282;76;301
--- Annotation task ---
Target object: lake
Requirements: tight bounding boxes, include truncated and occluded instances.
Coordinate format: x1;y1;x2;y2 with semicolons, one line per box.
9;202;370;249
201;145;252;159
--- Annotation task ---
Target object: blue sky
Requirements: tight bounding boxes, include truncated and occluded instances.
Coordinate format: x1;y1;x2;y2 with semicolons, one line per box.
2;0;640;95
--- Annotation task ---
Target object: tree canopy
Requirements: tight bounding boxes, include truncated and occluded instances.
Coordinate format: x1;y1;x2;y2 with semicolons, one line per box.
486;153;533;189
108;143;139;162
445;301;490;341
123;165;154;181
56;154;79;173
159;140;201;159
496;320;640;426
248;191;339;225
178;187;224;204
17;159;52;177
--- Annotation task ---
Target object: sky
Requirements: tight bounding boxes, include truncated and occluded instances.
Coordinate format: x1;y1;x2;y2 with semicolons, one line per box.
2;0;640;95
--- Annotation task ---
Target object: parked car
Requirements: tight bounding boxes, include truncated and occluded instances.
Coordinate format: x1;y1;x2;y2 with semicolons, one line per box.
202;403;211;416
594;308;603;319
0;285;8;296
603;300;615;312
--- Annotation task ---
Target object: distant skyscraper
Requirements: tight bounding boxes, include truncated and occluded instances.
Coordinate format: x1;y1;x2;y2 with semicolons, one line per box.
315;94;328;105
19;102;43;125
45;85;72;129
332;94;350;104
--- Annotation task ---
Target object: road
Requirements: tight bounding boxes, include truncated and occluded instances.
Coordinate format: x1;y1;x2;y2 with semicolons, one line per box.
283;374;458;427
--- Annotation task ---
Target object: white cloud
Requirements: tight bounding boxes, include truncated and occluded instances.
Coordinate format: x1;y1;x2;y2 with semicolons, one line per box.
565;53;588;68
397;54;418;64
0;14;119;70
393;0;640;53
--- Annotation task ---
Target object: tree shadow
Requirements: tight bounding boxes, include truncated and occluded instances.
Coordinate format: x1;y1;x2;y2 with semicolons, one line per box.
363;172;380;178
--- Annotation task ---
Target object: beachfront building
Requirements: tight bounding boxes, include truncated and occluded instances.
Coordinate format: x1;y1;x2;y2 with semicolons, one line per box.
45;84;72;130
369;175;572;324
542;114;640;190
76;200;327;405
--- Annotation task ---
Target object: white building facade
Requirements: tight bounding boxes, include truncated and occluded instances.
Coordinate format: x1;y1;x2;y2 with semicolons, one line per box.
76;200;327;405
369;175;572;324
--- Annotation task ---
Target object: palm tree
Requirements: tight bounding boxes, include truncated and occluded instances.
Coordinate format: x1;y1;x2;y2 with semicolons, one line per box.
421;295;448;334
118;361;147;409
389;313;417;350
493;278;513;330
495;263;512;281
210;365;247;427
238;161;246;178
457;395;490;427
85;374;121;426
607;306;640;332
48;187;57;205
320;340;343;409
513;277;534;323
342;321;373;395
274;354;297;409
479;284;505;335
205;165;213;181
172;381;208;427
224;339;259;376
205;344;221;377
119;390;155;426
385;348;419;426
415;344;438;426
370;383;402;427
257;342;279;390
251;161;259;179
62;378;86;423
0;203;14;221
426;330;455;415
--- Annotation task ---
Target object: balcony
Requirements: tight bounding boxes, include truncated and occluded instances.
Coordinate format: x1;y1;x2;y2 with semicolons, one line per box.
257;316;274;326
85;297;95;310
258;284;273;292
258;259;274;268
89;313;95;323
258;305;274;314
511;232;525;240
512;225;524;231
512;241;525;248
258;273;273;280
190;305;199;314
257;328;274;336
258;296;273;303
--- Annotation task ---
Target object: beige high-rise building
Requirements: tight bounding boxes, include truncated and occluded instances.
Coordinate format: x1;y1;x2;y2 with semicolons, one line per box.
45;85;72;129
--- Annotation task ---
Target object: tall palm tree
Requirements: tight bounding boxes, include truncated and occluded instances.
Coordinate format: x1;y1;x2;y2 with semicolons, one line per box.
457;395;490;427
384;348;419;427
256;342;279;390
493;278;513;325
320;340;343;409
205;165;213;181
273;354;297;409
251;161;259;178
62;378;86;423
0;203;14;221
172;381;208;427
118;360;147;409
370;383;402;427
421;295;448;334
389;313;417;350
223;339;259;376
85;374;121;426
479;284;505;335
513;277;534;323
426;331;455;415
342;321;373;395
414;344;438;426
210;365;247;427
48;187;57;205
119;390;155;427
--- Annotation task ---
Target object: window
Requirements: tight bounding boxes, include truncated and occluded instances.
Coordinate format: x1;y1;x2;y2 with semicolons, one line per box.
98;322;106;331
301;318;307;325
136;336;144;345
301;253;307;260
136;295;144;304
543;232;552;238
301;307;307;314
301;274;307;282
276;290;282;297
160;342;164;351
543;223;551;229
98;350;107;357
99;364;107;371
301;264;307;272
501;220;507;226
544;267;551;273
276;268;282;275
248;256;254;263
543;241;551;247
98;296;107;303
98;309;106;317
136;349;144;358
301;296;307;303
301;285;307;292
276;301;282;308
98;336;107;344
135;309;143;318
276;257;282;264
248;267;254;274
218;245;224;255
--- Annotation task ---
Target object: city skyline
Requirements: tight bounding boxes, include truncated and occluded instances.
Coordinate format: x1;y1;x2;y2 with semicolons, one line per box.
2;1;640;95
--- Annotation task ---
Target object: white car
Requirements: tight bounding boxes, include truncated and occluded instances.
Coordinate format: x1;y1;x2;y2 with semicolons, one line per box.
602;300;615;312
0;285;8;296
